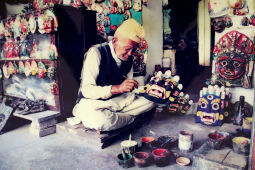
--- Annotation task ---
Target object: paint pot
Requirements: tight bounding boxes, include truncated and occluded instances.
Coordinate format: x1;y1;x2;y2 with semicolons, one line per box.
149;136;177;151
152;148;171;167
242;117;252;131
232;137;250;156
117;153;133;169
141;136;155;149
133;152;150;167
207;132;225;150
178;130;193;152
121;140;138;155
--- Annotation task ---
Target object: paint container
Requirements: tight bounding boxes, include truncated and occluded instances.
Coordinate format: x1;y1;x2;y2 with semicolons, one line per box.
133;152;150;167
117;153;134;169
207;132;225;150
141;136;155;149
152;148;171;167
178;130;193;152
232;137;250;156
242;117;252;131
121;140;138;155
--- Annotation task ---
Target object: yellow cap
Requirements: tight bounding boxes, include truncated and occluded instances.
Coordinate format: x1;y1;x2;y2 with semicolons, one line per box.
114;19;145;43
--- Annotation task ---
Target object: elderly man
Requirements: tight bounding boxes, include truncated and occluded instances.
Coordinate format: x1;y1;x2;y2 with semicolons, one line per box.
72;19;155;131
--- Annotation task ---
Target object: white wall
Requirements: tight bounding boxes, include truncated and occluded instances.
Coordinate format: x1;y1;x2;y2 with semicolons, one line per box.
142;0;163;81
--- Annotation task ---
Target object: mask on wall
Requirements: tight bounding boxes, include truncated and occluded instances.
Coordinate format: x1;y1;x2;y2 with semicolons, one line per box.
211;31;255;88
196;85;231;126
211;17;226;33
208;0;229;18
228;0;249;15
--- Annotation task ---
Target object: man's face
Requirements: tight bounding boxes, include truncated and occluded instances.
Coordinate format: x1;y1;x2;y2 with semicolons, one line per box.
113;37;137;61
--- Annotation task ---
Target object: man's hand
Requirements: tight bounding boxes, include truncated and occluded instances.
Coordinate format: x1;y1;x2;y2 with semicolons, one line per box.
111;79;139;95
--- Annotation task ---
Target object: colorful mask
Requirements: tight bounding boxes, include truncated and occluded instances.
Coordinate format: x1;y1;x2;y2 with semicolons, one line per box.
2;64;10;79
3;38;19;58
29;14;36;34
211;17;226;33
133;0;142;12
167;92;193;114
211;31;255;88
208;0;229;18
18;61;25;74
47;66;55;79
124;0;132;10
48;43;58;60
196;85;231;126
50;82;59;95
24;61;31;77
31;60;38;76
140;70;181;104
250;15;255;26
241;16;249;26
38;61;47;78
8;62;14;75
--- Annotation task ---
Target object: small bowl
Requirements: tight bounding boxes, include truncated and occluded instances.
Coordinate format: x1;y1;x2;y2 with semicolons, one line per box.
133;152;150;167
176;157;190;166
232;137;250;155
117;153;134;169
152;148;171;167
150;136;177;151
141;136;155;148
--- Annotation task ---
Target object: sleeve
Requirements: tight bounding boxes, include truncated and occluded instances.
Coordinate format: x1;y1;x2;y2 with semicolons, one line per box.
80;47;113;99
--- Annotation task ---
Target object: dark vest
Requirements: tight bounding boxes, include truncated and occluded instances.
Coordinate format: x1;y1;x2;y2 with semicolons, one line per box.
76;43;133;103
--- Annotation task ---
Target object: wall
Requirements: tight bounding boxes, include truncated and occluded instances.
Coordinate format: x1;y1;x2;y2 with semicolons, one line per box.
142;0;163;81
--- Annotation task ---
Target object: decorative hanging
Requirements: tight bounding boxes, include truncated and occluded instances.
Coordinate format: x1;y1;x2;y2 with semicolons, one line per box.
133;0;142;12
48;43;58;60
196;85;231;126
18;61;25;74
13;15;21;39
38;61;47;78
8;62;14;75
30;42;40;59
31;60;38;76
13;62;18;74
28;14;37;34
47;65;55;79
0;21;5;39
24;60;31;77
3;38;19;59
208;0;229;18
2;64;10;79
211;31;255;88
50;81;59;95
19;36;30;59
124;0;132;10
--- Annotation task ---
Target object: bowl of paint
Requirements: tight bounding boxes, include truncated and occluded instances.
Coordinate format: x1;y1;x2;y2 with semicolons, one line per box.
149;136;177;151
242;117;252;131
141;136;155;148
176;157;191;166
207;132;226;149
152;148;171;167
232;137;250;155
117;153;134;169
133;152;150;167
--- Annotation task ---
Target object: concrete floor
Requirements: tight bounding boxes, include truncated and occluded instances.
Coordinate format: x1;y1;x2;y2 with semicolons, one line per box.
0;110;244;170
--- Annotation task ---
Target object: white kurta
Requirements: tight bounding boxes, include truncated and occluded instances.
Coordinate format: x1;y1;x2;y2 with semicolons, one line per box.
72;41;155;131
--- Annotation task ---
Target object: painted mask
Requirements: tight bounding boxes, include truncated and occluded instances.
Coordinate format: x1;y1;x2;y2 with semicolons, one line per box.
140;70;181;104
18;61;25;74
8;62;14;75
38;61;47;78
47;66;55;79
124;0;132;10
31;60;38;76
50;82;59;95
196;85;231;126
211;17;226;33
167;92;193;114
133;0;142;12
2;64;10;79
250;15;255;26
124;10;132;21
211;31;255;88
208;0;229;18
0;21;5;39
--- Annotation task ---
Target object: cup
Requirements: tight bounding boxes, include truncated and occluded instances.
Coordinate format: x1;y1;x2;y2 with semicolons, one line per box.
117;153;133;169
178;130;193;152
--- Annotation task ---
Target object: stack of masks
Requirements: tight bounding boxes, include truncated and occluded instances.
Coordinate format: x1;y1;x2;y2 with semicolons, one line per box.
196;85;231;126
139;70;193;113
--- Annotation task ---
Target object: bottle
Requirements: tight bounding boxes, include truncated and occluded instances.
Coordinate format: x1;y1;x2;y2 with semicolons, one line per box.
234;96;245;126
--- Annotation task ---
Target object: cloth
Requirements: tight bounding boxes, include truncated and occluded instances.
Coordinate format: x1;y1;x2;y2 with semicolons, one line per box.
73;41;155;131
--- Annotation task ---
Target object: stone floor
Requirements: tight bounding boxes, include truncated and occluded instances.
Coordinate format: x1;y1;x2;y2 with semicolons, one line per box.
0;109;249;170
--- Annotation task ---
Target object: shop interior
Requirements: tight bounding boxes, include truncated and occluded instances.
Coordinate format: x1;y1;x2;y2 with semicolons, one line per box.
0;0;254;169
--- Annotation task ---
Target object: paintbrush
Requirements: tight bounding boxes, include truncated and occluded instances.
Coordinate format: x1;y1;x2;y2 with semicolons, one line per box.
121;148;126;161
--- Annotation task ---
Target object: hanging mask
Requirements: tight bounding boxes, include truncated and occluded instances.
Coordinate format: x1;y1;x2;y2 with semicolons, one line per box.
38;61;47;78
43;10;58;33
225;16;233;28
29;14;36;34
208;0;229;18
48;43;58;60
4;20;11;38
250;15;255;26
20;17;28;36
211;31;255;88
47;66;55;79
38;14;45;34
211;17;226;33
124;10;132;20
0;21;5;39
2;64;10;79
13;15;21;39
30;42;40;59
241;16;249;26
13;62;18;74
8;62;14;75
50;82;59;95
18;61;25;74
24;61;31;77
196;85;231;126
133;0;142;12
3;38;19;58
124;0;132;10
31;60;38;76
19;37;30;59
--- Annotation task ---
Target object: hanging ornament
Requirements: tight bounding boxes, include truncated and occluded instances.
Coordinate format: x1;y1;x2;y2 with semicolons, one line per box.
44;10;58;33
0;68;2;79
38;14;45;34
9;19;15;37
0;21;5;39
20;17;29;36
18;61;25;74
13;15;21;39
13;62;18;74
29;14;36;34
124;10;132;20
30;60;38;76
48;43;58;60
124;0;132;10
30;42;40;59
19;36;30;59
8;62;14;75
4;20;11;38
225;16;233;28
3;38;19;58
2;64;10;79
47;66;55;79
38;61;47;78
249;15;255;26
50;82;59;95
116;0;124;14
241;16;249;26
24;60;31;77
133;0;142;12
